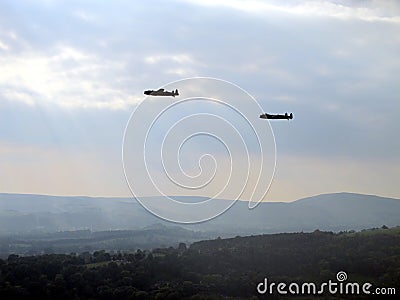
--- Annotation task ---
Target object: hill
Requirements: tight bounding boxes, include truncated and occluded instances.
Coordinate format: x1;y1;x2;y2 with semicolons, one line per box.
199;192;400;234
0;192;399;235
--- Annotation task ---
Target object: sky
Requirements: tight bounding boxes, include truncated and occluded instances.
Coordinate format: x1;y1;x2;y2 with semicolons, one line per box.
0;0;399;202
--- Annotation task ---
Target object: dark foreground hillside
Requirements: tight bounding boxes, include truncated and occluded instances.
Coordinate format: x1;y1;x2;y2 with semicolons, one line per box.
0;227;399;299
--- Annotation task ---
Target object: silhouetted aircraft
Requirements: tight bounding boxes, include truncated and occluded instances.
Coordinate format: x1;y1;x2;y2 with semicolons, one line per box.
144;88;179;97
260;112;293;120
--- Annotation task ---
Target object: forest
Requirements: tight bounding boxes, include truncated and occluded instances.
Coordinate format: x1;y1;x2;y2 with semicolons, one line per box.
0;225;213;256
0;227;398;299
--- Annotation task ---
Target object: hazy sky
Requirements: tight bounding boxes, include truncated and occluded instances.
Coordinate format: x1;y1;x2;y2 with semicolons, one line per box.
1;0;399;202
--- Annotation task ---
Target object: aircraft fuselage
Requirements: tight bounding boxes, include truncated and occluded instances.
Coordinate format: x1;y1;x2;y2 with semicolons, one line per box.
144;89;179;97
260;113;293;120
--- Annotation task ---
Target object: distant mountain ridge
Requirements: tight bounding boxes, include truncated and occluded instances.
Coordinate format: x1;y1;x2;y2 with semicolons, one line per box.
0;192;399;235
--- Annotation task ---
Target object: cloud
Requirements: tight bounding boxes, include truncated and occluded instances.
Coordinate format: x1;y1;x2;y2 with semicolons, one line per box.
144;53;202;77
0;45;142;109
181;0;400;22
0;0;399;200
145;54;195;65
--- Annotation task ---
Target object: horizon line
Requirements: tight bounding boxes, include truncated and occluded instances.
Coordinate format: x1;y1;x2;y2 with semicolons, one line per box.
0;191;398;202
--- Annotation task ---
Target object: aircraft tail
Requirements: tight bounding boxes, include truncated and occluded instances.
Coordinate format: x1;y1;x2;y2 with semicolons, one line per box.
175;89;179;96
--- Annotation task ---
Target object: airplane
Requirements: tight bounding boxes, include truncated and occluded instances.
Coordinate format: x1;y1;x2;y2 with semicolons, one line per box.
260;112;293;120
144;88;179;97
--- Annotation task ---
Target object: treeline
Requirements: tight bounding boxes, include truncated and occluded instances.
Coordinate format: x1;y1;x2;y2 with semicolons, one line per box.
0;226;211;257
0;228;399;299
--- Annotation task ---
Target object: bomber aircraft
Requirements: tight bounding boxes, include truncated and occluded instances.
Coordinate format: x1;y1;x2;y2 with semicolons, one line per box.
144;88;179;97
260;112;293;120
